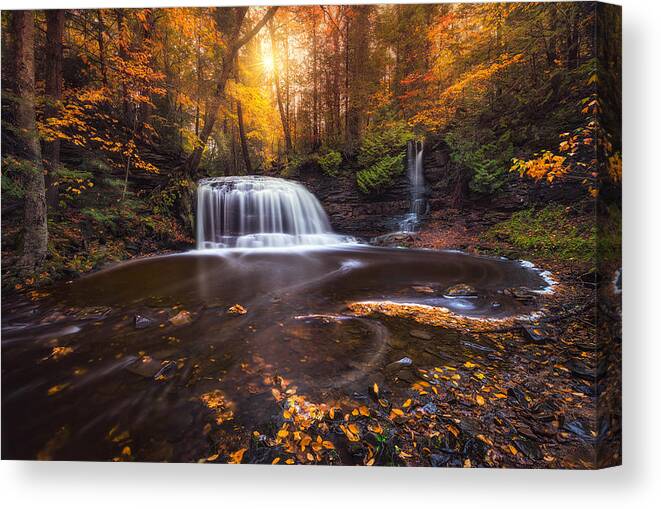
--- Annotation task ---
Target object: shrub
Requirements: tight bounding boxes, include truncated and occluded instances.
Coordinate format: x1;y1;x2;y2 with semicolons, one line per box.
318;150;342;176
356;153;406;194
356;121;414;194
445;131;513;195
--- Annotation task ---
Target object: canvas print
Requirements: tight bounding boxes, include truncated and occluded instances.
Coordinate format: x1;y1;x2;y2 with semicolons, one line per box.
1;2;621;468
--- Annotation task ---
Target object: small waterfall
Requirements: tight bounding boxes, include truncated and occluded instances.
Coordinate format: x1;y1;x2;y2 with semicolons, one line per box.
196;176;351;248
399;140;427;232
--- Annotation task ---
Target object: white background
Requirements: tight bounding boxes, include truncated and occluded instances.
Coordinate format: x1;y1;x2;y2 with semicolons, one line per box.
1;0;658;507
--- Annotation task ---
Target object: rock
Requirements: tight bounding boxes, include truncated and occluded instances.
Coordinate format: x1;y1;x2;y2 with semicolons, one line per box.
227;304;247;316
522;325;550;344
134;315;153;329
430;452;451;467
385;357;413;372
412;285;435;294
126;356;162;378
154;360;177;381
421;402;437;414
369;232;416;247
169;310;192;326
507;387;530;408
503;287;536;304
444;283;477;298
409;329;433;340
513;437;542;460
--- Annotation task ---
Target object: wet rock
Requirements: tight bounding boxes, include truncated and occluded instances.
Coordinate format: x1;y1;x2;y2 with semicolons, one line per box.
169;310;193;326
409;329;433;340
444;283;477;298
507;387;530;408
503;287;536;304
461;340;496;354
126;356;162;378
370;232;416;247
134;315;153;329
562;420;595;441
513;437;542;460
154;360;177;381
430;452;451;467
385;356;413;373
412;285;435;294
421;402;438;414
522;325;550;344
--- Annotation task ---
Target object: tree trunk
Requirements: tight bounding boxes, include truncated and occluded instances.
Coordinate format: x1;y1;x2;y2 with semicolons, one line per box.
269;20;292;155
97;10;108;85
11;10;48;275
236;100;252;174
44;9;65;209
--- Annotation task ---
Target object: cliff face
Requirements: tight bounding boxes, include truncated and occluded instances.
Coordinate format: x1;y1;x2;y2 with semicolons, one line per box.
297;136;584;238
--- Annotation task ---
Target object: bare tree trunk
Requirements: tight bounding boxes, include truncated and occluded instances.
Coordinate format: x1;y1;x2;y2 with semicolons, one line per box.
236;100;252;173
44;9;65;209
97;10;108;85
11;10;48;275
269;20;292;155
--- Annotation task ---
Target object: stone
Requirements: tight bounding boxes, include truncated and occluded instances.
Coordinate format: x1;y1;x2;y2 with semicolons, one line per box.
421;402;438;414
154;360;177;381
444;283;478;297
169;310;193;326
503;287;536;304
126;356;162;378
134;315;153;329
385;356;413;373
412;285;435;294
370;232;416;247
409;329;433;340
522;325;549;344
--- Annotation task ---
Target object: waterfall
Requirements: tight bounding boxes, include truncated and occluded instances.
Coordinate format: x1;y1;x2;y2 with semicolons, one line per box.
399;140;427;232
196;176;351;248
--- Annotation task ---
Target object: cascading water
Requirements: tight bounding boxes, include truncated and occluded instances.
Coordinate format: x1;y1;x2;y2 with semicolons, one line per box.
196;176;351;248
399;140;428;233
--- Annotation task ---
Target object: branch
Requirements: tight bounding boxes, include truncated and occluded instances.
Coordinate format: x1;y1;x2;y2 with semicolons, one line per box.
233;6;279;52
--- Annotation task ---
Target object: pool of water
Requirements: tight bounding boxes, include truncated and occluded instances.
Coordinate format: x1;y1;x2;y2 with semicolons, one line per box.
1;245;550;461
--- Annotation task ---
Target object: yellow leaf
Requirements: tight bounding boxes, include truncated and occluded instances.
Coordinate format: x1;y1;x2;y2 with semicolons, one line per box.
476;395;485;406
121;446;131;456
47;383;69;396
447;424;460;437
206;453;219;462
272;457;281;464
464;361;478;368
228;447;247;464
373;382;379;395
285;458;294;464
402;399;412;408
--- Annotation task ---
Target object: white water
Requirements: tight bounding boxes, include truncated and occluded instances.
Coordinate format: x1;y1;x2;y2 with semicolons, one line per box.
399;140;428;233
196;176;351;248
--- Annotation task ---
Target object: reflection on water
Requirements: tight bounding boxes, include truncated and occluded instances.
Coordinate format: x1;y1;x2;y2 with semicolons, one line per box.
2;245;550;461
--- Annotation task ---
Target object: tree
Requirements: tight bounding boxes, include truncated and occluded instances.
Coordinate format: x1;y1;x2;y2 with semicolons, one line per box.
10;10;48;274
184;6;278;177
43;9;65;208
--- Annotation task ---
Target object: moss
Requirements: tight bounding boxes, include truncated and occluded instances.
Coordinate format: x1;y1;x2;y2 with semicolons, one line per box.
484;205;596;262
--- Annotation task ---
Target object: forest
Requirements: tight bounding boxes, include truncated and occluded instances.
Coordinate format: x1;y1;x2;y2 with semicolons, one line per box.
2;3;620;282
1;3;621;467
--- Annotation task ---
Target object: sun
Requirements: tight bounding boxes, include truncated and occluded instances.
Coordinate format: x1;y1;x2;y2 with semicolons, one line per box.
261;51;276;75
